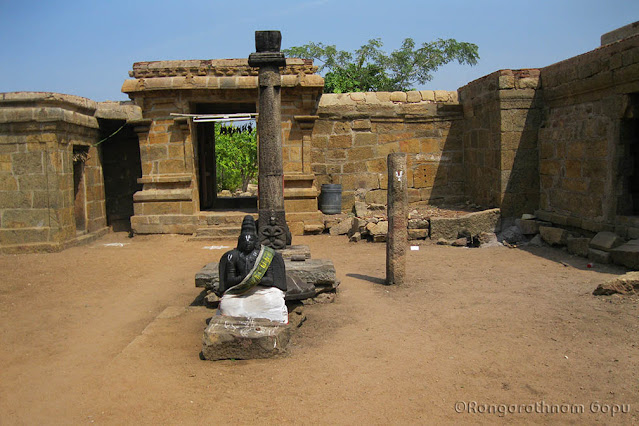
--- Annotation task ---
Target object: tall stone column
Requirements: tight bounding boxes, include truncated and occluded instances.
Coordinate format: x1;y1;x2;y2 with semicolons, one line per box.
386;153;408;285
249;30;291;249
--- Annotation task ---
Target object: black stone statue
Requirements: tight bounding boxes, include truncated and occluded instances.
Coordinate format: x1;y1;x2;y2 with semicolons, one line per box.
218;215;286;296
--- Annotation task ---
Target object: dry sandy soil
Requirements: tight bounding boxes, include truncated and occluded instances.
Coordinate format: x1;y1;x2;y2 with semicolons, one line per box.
1;232;638;425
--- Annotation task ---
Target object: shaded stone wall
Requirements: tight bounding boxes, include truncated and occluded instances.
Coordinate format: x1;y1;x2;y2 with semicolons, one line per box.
537;33;639;235
311;90;464;212
459;69;541;218
99;119;142;231
0;93;108;252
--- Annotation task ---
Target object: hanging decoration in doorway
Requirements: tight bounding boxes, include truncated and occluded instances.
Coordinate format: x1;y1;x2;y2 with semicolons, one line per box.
218;123;254;136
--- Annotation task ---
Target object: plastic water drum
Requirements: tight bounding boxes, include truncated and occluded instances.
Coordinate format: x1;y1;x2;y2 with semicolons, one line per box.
320;184;342;214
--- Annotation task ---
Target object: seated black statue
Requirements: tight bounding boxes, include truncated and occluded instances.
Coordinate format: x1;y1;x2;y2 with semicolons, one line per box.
218;215;286;296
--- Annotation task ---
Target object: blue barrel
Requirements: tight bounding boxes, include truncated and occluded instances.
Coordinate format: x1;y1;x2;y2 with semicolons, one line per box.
320;184;342;214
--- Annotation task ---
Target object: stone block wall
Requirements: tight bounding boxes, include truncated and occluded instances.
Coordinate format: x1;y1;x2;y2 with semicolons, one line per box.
0;92;108;253
538;33;639;234
459;69;541;218
122;59;325;235
311;90;464;212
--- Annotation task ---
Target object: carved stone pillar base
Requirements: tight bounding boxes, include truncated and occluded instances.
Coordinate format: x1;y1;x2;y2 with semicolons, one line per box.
258;209;291;249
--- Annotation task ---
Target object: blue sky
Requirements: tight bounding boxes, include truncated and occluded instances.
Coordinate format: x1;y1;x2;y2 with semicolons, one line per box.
1;0;637;101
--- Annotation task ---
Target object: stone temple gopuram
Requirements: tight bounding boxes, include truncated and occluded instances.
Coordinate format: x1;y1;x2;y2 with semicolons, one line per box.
1;23;638;260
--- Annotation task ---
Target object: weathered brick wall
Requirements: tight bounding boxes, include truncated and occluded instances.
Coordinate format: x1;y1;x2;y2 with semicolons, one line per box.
459;69;541;218
538;33;639;234
311;90;464;211
0;93;108;252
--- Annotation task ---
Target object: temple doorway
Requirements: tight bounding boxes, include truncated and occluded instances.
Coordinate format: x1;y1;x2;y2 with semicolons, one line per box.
194;103;258;211
618;93;639;216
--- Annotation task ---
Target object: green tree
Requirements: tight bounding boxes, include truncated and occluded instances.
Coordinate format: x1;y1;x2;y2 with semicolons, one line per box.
215;123;257;193
283;37;479;93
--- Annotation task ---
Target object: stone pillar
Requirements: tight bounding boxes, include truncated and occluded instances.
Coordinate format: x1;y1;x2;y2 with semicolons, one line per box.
249;30;291;249
386;153;408;285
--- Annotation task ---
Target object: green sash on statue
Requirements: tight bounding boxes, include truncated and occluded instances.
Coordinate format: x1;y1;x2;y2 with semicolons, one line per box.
224;245;276;295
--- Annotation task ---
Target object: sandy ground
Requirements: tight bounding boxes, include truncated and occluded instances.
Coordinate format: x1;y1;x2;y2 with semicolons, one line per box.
1;232;638;425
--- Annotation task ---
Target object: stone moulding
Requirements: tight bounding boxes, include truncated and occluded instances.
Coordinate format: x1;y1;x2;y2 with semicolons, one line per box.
122;58;325;94
128;58;318;78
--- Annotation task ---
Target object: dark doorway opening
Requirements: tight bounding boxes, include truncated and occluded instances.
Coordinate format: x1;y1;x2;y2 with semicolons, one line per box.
72;145;89;234
618;93;639;216
99;119;143;232
194;103;258;211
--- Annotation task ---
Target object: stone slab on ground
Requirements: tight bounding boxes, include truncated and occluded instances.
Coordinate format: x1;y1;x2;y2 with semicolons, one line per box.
589;231;624;252
539;226;569;246
610;240;639;270
593;271;639;295
429;208;501;240
201;316;292;360
284;258;339;294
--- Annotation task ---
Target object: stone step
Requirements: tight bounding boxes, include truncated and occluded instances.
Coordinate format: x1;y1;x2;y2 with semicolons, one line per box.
197;211;257;227
191;226;241;240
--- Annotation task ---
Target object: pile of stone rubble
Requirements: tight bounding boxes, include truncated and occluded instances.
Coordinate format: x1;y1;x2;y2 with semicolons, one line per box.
324;201;502;247
499;214;639;270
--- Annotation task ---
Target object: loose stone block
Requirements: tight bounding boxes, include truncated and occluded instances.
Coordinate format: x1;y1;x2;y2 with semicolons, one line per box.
408;229;428;240
588;248;611;264
610;240;639;270
329;217;353;236
589;231;624;252
516;218;540;235
429;209;501;240
539;226;569;246
567;237;591;257
201;316;292;360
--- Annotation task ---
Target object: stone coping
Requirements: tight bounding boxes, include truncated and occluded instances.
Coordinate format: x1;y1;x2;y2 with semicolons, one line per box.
0;91;97;113
0;93;143;126
95;101;143;121
319;90;459;107
129;58;317;78
121;74;324;93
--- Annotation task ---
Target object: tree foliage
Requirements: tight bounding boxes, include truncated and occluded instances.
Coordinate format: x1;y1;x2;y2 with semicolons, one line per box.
215;123;257;193
283;37;479;93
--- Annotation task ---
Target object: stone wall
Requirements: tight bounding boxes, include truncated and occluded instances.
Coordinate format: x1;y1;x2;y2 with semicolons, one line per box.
537;33;639;235
459;69;541;218
311;90;464;212
0;93;108;252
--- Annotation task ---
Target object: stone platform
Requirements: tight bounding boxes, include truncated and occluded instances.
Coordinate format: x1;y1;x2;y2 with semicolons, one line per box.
195;245;339;301
202;316;292;360
201;304;306;361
